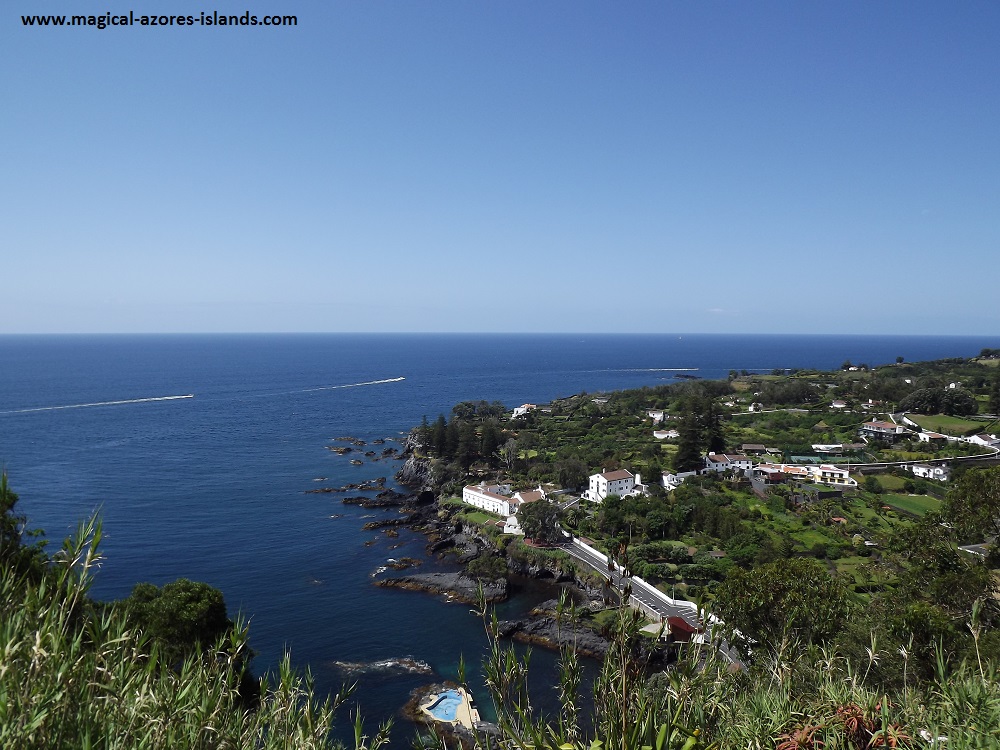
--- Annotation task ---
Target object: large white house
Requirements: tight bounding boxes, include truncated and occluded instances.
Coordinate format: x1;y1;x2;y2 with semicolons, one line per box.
463;483;547;534
585;469;641;502
703;453;753;473
752;463;857;488
860;421;907;442
462;483;514;516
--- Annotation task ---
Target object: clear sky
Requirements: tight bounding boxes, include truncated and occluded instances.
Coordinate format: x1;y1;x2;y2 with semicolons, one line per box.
3;1;998;335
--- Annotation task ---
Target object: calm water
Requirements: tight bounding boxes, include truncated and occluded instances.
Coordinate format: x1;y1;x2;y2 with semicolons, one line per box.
1;333;994;738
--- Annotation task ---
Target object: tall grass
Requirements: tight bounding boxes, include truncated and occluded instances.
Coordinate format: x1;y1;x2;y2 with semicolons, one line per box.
3;516;997;749
460;579;999;750
0;518;389;750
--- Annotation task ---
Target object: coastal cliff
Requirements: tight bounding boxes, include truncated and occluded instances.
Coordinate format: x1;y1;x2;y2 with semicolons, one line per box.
395;430;435;492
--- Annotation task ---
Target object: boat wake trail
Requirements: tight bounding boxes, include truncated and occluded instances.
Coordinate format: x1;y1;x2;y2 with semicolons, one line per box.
295;377;405;394
0;394;195;415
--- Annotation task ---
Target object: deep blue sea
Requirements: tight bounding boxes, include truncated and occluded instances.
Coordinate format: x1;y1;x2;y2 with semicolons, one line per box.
1;333;996;740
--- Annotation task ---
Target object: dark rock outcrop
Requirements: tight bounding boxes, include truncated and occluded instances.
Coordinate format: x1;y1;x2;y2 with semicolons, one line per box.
374;572;507;603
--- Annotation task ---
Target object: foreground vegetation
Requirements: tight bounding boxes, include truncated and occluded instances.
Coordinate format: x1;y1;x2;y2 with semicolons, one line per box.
0;477;390;750
468;587;1000;749
4;463;1000;748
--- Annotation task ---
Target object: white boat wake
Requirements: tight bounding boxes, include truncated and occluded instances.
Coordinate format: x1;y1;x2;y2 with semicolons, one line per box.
295;377;405;393
1;394;194;415
622;368;699;372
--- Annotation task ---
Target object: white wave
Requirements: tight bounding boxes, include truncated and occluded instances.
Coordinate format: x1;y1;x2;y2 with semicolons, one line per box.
1;394;194;415
295;377;405;394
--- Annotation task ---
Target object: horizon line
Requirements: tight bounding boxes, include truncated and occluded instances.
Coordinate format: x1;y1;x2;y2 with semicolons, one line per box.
0;331;995;339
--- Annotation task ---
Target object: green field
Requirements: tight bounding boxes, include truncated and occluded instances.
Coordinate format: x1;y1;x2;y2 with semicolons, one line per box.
906;413;983;435
882;493;941;517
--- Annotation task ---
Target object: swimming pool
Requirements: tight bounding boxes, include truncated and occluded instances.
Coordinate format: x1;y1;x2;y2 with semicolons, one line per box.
425;689;463;723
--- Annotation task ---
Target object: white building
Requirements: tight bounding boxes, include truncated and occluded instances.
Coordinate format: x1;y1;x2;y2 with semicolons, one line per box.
502;488;547;534
752;463;857;488
512;404;537;419
969;433;1000;448
813;464;857;487
908;464;950;482
917;431;950;444
860;421;907;441
647;410;667;424
585;469;640;502
653;429;680;440
464;483;547;532
703;453;753;473
662;471;697;491
462;483;514;516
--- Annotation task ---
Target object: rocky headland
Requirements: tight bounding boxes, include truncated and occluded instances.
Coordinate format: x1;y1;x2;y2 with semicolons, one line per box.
385;429;622;658
374;572;508;604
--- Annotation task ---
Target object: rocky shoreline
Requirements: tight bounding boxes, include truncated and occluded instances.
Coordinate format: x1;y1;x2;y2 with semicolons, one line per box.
374;571;508;603
381;431;628;659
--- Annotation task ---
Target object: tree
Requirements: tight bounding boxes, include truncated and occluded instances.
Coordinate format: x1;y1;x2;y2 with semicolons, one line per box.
863;475;882;494
480;420;503;460
989;371;1000;415
715;558;850;652
125;578;233;662
451;401;477;421
703;399;726;454
516;499;563;544
673;409;703;473
944;466;1000;543
0;472;44;577
431;414;447;455
556;458;588;490
499;438;518;473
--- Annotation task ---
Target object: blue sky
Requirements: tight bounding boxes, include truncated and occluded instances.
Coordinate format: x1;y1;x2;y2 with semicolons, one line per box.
3;1;998;334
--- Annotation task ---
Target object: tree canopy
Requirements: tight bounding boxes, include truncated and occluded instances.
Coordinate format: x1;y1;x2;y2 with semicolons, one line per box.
516;498;564;544
715;557;850;652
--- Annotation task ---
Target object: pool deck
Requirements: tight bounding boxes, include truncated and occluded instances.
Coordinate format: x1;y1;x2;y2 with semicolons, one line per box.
418;686;480;730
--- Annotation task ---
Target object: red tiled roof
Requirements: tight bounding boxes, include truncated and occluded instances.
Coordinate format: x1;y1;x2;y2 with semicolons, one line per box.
602;470;633;481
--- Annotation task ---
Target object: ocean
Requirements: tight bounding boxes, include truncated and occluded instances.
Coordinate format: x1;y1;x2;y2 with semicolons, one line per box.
0;333;994;740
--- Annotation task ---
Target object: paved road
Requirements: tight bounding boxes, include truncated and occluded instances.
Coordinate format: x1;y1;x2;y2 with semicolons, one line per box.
561;537;744;666
562;540;700;626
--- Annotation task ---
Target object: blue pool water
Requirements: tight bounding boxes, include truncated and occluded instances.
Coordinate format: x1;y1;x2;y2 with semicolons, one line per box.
427;689;463;722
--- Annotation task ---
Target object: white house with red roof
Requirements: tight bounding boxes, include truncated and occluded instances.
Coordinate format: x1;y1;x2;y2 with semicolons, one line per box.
463;483;547;535
462;483;515;515
512;404;537;419
860;421;907;441
752;463;856;487
969;433;1000;449
585;469;641;502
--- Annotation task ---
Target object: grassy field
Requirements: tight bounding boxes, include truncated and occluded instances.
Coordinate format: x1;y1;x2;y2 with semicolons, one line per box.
882;493;941;516
874;474;907;491
906;413;984;435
